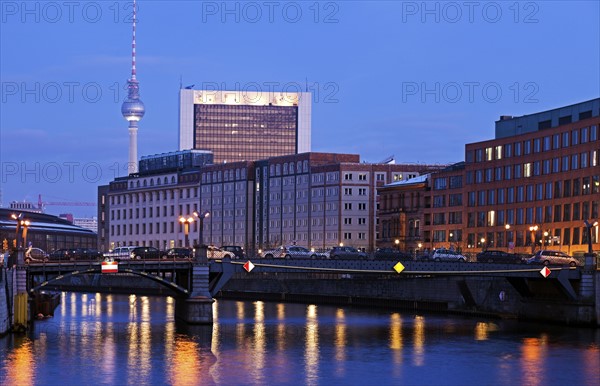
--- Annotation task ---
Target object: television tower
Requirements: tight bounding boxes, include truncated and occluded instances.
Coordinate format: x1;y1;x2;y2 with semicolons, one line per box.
121;0;145;174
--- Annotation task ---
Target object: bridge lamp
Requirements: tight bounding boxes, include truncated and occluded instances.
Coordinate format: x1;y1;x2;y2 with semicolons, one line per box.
504;224;511;252
193;210;210;248
395;239;400;251
529;225;538;253
10;213;23;248
583;220;599;254
179;216;194;248
339;242;344;247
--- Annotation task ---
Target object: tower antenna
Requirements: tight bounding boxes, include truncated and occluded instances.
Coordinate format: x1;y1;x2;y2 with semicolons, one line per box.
121;0;145;175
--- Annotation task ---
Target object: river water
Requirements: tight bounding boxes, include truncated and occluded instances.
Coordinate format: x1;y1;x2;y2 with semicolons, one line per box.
0;293;598;385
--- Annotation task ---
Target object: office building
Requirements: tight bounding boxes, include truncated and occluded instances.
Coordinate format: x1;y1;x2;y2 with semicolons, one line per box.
379;98;600;256
179;89;311;163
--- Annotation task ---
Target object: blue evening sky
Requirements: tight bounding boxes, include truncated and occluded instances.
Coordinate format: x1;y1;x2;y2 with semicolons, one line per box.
1;1;599;217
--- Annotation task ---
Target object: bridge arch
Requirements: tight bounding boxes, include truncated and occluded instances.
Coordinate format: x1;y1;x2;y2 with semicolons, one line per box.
28;267;190;296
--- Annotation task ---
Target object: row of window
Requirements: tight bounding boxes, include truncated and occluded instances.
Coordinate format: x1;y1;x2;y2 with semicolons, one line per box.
468;151;599;183
464;176;600;207
111;188;199;205
465;227;597;248
469;125;598;163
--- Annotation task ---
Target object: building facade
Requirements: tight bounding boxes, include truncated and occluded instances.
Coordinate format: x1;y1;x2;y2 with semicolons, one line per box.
99;150;440;255
378;99;600;256
179;89;311;163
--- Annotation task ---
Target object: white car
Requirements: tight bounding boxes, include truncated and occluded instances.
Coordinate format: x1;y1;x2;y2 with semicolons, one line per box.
206;245;235;259
526;250;580;267
103;246;136;260
261;245;326;259
431;249;468;262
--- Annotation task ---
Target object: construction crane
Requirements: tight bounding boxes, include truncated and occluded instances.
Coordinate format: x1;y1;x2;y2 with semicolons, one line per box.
37;194;96;211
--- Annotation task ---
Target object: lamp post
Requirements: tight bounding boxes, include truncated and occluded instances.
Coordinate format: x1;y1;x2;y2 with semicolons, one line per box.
543;231;549;247
584;220;598;254
10;213;23;248
480;237;486;251
394;239;400;252
529;225;538;254
179;216;194;248
193;210;210;247
449;232;454;250
505;224;511;252
21;220;30;248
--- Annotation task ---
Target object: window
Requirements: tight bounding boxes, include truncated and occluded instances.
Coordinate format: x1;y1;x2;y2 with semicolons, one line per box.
344;173;353;181
504;166;512;180
504;144;512;158
434;178;447;190
571;154;579;170
485;147;493;161
543;136;551;151
553;134;560;149
515;142;522;156
524;140;531;155
495;146;502;160
533;138;541;153
358;203;366;210
562;132;569;147
572;129;579;145
524;163;532;178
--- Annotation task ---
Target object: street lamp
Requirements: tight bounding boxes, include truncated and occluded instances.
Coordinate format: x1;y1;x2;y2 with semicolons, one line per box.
480;237;486;251
179;216;194;248
505;224;511;252
529;225;538;253
543;231;549;247
193;210;210;247
394;239;400;252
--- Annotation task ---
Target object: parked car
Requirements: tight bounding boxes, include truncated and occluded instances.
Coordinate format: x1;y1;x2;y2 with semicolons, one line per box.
476;250;524;264
261;245;327;259
430;248;468;262
130;246;162;260
221;245;245;259
207;245;235;259
329;246;368;260
48;248;79;261
25;247;49;262
104;246;137;260
526;250;580;267
374;247;412;260
163;247;193;259
76;248;103;261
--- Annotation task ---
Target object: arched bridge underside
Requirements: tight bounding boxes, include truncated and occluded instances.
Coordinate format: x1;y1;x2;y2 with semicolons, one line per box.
27;261;193;297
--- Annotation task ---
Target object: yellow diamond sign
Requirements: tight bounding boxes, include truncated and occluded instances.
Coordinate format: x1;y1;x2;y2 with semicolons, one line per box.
393;262;405;273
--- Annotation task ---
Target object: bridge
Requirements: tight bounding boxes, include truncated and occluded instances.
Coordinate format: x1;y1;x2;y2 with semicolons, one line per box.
3;254;599;330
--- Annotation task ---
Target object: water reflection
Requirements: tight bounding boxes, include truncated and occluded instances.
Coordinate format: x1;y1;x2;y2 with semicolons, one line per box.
305;304;319;386
2;338;35;386
1;294;599;386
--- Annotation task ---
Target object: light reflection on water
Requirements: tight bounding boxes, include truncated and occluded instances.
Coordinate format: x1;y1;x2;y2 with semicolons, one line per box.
0;293;598;386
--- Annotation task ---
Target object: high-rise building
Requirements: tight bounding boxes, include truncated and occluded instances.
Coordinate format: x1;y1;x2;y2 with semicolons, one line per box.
121;0;145;174
179;89;311;163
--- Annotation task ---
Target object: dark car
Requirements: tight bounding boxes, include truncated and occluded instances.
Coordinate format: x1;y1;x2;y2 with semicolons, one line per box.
163;247;192;259
48;248;78;261
374;247;412;260
221;245;245;259
476;250;524;264
329;246;368;259
130;246;162;260
76;248;103;261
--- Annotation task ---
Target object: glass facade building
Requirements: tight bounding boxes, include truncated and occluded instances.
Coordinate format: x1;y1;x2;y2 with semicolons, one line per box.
179;89;311;163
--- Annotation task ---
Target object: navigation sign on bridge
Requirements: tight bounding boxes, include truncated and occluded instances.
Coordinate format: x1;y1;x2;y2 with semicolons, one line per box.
101;260;118;273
